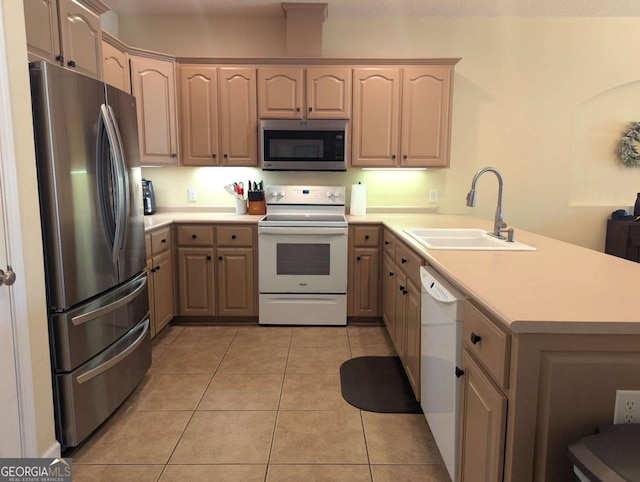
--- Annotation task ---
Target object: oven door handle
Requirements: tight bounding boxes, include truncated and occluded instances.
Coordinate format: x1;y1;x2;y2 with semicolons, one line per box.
258;227;348;236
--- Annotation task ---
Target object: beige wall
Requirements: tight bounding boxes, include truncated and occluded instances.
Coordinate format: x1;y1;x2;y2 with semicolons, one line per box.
121;16;640;251
3;1;56;455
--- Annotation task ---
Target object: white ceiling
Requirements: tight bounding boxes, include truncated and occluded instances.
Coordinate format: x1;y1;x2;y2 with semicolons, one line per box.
103;0;640;17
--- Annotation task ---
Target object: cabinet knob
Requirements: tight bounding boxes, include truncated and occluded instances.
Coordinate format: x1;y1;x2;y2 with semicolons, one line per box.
218;256;223;260
455;367;465;378
207;255;212;260
401;258;407;264
403;289;408;295
296;107;300;112
384;241;390;245
171;153;177;158
156;265;161;271
308;107;312;112
231;234;236;239
399;285;405;292
161;239;166;243
403;155;408;160
388;271;394;277
391;154;396;160
67;60;76;68
191;234;197;239
223;154;228;159
55;54;64;63
356;256;361;261
470;332;482;345
364;235;370;240
212;154;216;158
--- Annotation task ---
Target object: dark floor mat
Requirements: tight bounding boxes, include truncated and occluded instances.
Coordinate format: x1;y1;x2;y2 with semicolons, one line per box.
339;356;422;413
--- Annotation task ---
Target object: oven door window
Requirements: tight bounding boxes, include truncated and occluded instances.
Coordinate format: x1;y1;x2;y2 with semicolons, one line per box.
277;243;330;275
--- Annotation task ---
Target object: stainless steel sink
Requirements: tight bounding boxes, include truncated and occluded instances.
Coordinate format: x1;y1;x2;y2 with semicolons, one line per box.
404;228;536;251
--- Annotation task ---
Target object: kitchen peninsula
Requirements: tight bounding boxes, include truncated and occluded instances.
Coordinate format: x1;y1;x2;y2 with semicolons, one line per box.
144;210;640;481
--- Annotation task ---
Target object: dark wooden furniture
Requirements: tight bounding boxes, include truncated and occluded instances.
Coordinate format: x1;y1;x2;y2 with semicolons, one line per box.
605;219;640;262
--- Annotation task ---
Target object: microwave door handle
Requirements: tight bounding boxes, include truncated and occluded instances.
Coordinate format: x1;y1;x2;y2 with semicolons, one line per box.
99;104;123;265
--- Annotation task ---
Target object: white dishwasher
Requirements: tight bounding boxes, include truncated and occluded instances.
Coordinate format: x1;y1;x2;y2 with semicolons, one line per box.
420;266;464;482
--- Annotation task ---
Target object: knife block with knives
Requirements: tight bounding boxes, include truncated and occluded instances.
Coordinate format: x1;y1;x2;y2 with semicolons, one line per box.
248;181;266;215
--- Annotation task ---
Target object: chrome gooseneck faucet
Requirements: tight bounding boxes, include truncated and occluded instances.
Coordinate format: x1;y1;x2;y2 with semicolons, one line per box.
466;167;514;241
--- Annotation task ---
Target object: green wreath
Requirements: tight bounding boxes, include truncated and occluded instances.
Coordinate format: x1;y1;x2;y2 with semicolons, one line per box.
618;121;640;168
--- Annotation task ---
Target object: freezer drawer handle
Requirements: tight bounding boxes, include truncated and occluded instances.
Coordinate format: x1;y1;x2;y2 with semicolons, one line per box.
71;277;147;326
76;319;149;385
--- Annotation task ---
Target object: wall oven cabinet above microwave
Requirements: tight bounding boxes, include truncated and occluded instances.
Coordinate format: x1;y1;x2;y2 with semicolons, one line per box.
260;119;348;171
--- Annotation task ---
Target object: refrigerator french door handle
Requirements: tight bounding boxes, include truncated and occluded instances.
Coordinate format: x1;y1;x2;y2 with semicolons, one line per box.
76;318;149;385
70;275;147;326
106;105;130;260
99;104;125;265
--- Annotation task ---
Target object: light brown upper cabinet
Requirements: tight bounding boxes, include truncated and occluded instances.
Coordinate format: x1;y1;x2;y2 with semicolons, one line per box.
352;66;454;168
352;68;401;167
102;35;130;92
178;65;219;166
24;0;107;79
258;67;351;119
130;54;179;166
218;67;258;166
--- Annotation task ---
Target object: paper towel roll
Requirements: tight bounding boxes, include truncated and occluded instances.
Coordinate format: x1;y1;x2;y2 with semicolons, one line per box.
350;183;367;216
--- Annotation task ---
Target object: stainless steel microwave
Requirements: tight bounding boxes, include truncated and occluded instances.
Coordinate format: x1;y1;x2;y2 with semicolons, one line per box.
260;119;348;171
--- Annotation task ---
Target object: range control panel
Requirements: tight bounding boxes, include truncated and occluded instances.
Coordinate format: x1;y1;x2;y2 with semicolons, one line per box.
265;185;346;206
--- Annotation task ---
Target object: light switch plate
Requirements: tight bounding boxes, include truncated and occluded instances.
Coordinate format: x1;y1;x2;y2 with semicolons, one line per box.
429;189;439;203
188;188;197;202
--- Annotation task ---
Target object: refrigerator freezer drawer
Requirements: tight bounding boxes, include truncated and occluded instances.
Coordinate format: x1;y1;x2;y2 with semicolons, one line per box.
51;272;148;372
55;317;151;448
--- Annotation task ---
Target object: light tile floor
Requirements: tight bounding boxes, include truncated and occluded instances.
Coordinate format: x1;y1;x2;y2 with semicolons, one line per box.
70;324;451;482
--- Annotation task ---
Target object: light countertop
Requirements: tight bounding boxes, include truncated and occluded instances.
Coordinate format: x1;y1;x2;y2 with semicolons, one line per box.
144;211;640;335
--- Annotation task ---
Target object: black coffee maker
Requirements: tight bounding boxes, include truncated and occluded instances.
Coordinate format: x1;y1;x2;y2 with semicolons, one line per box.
142;179;156;215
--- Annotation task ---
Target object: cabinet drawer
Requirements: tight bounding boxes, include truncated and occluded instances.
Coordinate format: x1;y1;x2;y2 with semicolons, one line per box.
383;229;396;258
395;241;424;286
176;224;215;246
150;227;171;255
463;301;511;389
353;225;380;246
216;226;254;246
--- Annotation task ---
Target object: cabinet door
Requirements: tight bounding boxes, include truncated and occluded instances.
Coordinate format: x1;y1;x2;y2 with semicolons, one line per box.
382;254;396;342
401;67;453;167
102;40;130;92
351;247;380;317
352;68;401;167
24;0;61;63
177;247;215;316
146;257;156;339
57;0;102;78
179;65;219;166
393;273;408;357
219;67;258;166
130;55;179;166
404;279;421;399
306;67;351;119
152;250;175;335
458;351;507;482
258;67;304;119
216;247;255;316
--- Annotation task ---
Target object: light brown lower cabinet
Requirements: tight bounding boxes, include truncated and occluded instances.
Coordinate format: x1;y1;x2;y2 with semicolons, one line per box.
177;247;215;316
216;247;255;316
457;350;507;482
149;249;175;335
380;228;423;400
350;247;380;316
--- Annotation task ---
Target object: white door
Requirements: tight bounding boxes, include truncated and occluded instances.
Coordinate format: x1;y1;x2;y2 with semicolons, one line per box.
0;139;21;457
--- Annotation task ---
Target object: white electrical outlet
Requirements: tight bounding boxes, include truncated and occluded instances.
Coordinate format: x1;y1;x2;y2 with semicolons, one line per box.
429;189;439;203
613;390;640;424
188;188;197;202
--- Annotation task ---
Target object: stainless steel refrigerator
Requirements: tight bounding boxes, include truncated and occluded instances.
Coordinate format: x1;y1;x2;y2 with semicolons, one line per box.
29;61;151;449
